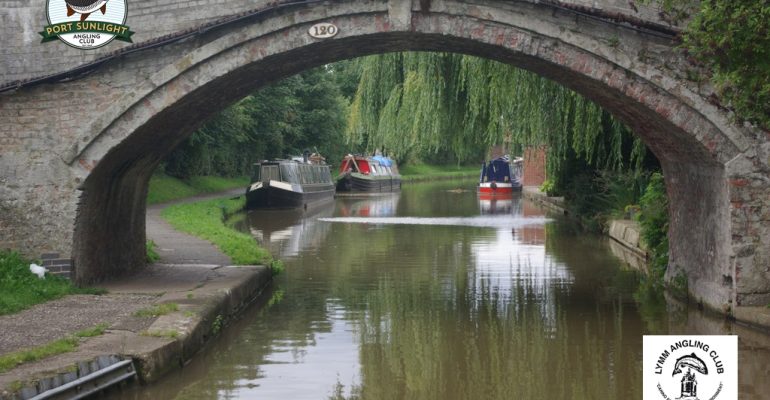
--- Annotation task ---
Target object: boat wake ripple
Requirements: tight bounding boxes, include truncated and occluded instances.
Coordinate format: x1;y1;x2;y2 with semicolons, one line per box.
318;216;551;228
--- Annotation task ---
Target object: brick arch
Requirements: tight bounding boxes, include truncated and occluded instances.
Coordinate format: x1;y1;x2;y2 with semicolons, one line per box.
45;1;762;314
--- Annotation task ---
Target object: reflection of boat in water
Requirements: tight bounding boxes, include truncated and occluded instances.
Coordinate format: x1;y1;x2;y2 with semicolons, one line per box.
478;194;522;215
478;156;523;195
478;197;513;215
241;201;336;258
246;153;335;210
336;154;402;192
337;193;400;217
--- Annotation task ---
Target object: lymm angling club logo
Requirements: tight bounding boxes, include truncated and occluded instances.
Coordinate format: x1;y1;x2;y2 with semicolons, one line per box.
643;335;737;400
40;0;133;49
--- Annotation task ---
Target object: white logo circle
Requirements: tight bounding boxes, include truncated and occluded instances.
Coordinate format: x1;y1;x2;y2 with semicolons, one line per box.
643;335;737;400
45;0;128;49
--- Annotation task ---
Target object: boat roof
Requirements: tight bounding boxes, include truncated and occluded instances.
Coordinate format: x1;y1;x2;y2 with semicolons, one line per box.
253;159;328;166
488;155;523;164
340;154;396;166
371;155;394;167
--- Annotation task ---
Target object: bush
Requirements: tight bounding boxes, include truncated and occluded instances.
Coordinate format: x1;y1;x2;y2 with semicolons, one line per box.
598;170;649;216
146;240;160;263
636;172;669;281
564;171;609;232
558;169;653;233
539;179;555;196
681;1;770;129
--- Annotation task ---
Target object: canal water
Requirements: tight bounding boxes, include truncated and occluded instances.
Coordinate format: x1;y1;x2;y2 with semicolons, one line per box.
118;178;770;399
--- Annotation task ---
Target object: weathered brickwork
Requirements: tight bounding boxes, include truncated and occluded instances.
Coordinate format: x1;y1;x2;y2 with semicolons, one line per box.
522;146;546;188
0;0;768;322
0;0;675;86
40;253;74;279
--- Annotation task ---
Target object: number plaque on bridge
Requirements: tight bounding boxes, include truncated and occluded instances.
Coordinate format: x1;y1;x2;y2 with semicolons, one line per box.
309;23;338;39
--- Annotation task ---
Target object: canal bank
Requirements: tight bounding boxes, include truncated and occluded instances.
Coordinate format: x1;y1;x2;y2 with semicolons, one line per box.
522;186;567;215
0;190;273;399
524;186;770;334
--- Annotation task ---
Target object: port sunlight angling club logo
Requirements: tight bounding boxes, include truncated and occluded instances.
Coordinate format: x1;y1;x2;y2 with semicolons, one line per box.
643;335;737;400
40;0;133;49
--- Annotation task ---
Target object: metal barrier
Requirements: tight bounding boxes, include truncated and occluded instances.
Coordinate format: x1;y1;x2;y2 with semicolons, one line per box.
22;358;136;400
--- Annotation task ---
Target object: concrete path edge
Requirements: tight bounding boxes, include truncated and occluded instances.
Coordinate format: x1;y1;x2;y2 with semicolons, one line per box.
1;265;272;399
130;265;273;383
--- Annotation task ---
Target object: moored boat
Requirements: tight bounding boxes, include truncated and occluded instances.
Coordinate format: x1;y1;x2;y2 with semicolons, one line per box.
245;153;335;209
478;156;523;196
336;154;402;192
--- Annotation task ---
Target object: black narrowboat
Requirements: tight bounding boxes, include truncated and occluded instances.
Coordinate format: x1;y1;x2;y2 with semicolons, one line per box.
246;155;335;209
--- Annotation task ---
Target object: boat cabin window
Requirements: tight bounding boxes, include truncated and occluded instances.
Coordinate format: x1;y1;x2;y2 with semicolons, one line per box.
298;165;307;184
512;161;523;179
279;163;300;184
262;165;280;183
251;165;261;183
322;168;332;183
312;166;320;183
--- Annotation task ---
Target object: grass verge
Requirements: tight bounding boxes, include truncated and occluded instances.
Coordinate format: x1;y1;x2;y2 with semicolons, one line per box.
0;323;109;373
134;303;179;318
146;240;160;263
147;174;248;205
399;164;479;182
160;196;273;265
140;329;179;339
0;251;105;316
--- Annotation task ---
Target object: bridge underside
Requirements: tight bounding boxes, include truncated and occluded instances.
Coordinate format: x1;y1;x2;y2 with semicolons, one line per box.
0;0;768;319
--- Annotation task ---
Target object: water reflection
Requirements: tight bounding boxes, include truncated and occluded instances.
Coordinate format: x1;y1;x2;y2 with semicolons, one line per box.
319;216;550;229
477;194;520;215
659;294;770;398
114;178;770;399
337;194;399;218
345;278;638;399
233;201;335;258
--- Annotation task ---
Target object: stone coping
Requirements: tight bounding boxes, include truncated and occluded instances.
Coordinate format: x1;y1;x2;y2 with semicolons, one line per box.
0;264;272;399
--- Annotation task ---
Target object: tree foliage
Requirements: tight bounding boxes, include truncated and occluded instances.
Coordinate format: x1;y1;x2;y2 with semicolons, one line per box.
162;66;352;178
643;0;770;129
637;172;669;280
682;0;770;129
346;53;648;190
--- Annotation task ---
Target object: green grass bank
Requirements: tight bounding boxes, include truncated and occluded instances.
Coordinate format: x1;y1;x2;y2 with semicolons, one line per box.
399;164;479;182
160;197;273;266
147;174;248;205
0;251;104;316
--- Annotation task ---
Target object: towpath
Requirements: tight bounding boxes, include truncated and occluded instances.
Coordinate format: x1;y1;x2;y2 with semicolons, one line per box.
145;188;242;265
0;188;270;398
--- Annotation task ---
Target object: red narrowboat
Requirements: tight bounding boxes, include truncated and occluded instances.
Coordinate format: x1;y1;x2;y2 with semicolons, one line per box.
478;156;523;196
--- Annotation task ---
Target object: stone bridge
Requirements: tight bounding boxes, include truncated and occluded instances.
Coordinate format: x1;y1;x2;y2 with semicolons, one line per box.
0;0;768;319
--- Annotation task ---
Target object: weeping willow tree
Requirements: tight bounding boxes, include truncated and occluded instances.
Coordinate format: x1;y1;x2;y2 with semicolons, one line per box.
345;52;650;191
